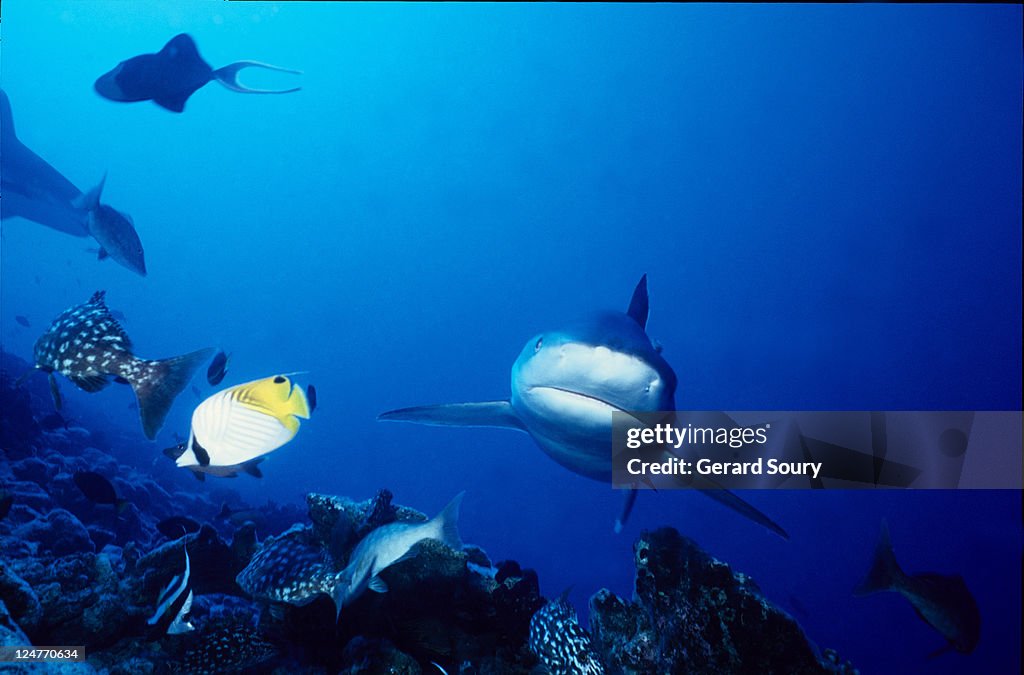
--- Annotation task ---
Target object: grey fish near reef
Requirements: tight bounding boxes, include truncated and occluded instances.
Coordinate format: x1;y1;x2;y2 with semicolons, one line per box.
167;626;276;674
77;175;147;276
855;520;981;655
379;276;788;538
147;548;194;636
73;471;128;513
95;33;301;113
30;291;212;439
331;491;464;617
529;591;605;675
15;315;30;327
236;526;336;606
206;350;230;386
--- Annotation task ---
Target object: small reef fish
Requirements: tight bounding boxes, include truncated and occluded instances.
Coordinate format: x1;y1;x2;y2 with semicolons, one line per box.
165;374;311;480
217;503;265;527
167;626;276;674
95;34;301;113
332;492;464;617
529;591;605;675
76;175;147;276
15;315;30;327
157;516;202;539
236;526;336;607
147;548;194;636
73;471;128;513
30;291;212;439
855;520;981;655
206;350;230;386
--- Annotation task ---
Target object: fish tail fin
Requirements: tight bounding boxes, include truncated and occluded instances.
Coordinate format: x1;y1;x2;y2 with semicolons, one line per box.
212;61;302;94
855;519;903;596
330;570;349;621
126;348;213;439
432;491;464;551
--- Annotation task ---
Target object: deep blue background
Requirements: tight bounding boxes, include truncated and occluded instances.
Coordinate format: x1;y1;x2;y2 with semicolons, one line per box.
1;3;1020;672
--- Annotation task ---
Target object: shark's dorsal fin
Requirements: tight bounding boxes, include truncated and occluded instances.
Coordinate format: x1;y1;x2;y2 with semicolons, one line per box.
626;274;649;329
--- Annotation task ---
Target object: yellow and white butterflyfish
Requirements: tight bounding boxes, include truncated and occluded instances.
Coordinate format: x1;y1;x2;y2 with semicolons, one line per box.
174;374;311;478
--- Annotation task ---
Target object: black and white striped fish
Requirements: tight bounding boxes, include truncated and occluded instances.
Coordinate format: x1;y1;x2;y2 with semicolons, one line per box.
30;291;211;439
529;591;605;675
147;548;195;636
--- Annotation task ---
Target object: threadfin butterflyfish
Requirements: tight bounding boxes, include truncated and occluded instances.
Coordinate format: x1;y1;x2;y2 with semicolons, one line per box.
166;374;311;480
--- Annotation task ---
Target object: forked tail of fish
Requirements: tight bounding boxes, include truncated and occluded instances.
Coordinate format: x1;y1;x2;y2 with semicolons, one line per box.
855;519;904;596
125;348;214;439
213;61;302;94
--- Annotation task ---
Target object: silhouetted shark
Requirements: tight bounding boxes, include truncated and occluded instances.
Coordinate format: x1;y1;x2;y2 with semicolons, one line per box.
1;88;89;236
1;89;147;276
95;34;301;113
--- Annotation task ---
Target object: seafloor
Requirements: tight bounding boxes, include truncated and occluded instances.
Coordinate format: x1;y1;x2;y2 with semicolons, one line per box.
0;349;855;674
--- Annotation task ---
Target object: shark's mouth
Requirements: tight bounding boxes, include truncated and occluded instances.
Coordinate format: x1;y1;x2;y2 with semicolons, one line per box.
527;386;626;414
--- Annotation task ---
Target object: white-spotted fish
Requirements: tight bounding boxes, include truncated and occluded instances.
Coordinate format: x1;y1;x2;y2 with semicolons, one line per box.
235;526;337;606
167;626;276;674
30;291;212;439
147;548;195;636
164;374;311;480
331;492;464;617
529;591;605;675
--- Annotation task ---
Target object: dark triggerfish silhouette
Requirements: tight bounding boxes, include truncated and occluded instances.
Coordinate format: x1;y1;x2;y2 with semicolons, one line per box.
94;34;301;113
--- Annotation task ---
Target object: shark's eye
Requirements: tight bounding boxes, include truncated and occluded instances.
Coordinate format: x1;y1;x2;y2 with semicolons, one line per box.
534;338;543;352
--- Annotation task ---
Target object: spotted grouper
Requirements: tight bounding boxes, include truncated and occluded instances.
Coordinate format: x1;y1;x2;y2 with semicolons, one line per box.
30;290;211;439
529;591;605;675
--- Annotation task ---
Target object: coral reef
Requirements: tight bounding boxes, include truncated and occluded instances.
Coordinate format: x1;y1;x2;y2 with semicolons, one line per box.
1;349;853;673
588;527;857;675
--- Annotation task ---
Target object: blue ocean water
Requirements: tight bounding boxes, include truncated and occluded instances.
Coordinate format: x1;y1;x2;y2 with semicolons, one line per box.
1;2;1020;673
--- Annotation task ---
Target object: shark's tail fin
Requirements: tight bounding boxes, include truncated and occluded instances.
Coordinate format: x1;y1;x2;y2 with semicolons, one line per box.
213;61;302;94
431;491;464;551
855;519;904;596
124;348;213;439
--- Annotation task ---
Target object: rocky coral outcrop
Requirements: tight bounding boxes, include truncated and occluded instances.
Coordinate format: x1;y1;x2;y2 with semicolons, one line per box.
588;527;857;675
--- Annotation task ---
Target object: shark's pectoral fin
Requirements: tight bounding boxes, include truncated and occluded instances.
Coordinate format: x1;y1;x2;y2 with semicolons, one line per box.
212;61;302;95
378;401;525;431
692;476;790;540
